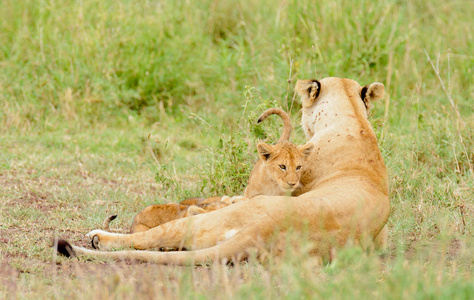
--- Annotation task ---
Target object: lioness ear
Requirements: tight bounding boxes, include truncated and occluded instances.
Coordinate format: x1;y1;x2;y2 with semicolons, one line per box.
360;83;385;110
295;79;321;108
257;143;274;162
298;143;314;157
186;205;206;217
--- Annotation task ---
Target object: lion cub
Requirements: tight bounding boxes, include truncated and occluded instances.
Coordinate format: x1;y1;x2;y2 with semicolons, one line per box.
103;197;230;233
244;108;314;198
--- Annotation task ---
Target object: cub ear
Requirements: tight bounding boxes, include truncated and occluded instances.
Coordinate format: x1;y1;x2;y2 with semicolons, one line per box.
295;79;321;108
360;83;385;109
257;142;274;162
298;143;314;157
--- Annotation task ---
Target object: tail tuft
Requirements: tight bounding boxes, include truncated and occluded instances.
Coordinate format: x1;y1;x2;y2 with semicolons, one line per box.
55;238;76;258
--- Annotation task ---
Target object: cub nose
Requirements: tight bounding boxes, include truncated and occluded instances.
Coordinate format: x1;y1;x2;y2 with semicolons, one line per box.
287;182;297;188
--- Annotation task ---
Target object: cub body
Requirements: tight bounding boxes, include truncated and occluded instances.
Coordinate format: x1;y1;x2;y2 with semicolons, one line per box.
104;197;229;233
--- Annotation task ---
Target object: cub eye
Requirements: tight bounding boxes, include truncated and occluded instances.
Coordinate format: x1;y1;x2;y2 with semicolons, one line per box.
279;165;286;170
296;165;302;171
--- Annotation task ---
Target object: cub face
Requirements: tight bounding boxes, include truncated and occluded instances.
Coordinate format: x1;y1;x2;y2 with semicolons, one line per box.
257;141;314;194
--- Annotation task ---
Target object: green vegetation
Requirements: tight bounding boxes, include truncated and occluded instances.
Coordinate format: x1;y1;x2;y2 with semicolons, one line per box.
0;0;472;298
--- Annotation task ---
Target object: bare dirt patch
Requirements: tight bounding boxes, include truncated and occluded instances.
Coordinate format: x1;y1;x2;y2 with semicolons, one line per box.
10;190;54;212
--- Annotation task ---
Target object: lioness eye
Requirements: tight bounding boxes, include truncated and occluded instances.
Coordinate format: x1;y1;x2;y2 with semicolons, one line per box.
279;165;286;170
296;165;301;171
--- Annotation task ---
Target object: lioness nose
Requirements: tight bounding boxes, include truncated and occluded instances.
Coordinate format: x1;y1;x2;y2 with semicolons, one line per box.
287;182;297;187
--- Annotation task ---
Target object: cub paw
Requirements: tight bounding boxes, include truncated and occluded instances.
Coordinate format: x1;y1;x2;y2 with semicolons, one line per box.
229;195;247;204
221;195;247;205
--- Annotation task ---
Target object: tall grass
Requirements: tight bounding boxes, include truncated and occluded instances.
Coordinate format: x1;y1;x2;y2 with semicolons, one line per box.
0;0;472;298
1;0;471;129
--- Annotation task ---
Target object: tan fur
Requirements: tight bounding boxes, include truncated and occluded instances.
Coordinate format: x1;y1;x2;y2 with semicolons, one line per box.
245;141;314;197
104;197;230;234
60;77;390;265
294;78;389;247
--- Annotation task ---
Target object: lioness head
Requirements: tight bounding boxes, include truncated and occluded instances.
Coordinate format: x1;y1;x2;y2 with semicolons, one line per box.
295;78;385;111
295;78;385;140
256;141;314;193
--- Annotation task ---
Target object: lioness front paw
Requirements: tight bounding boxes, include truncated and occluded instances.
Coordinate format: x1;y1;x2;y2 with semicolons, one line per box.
86;229;116;250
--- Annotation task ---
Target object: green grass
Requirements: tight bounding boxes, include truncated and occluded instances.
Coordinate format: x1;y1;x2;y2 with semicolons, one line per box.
0;0;472;298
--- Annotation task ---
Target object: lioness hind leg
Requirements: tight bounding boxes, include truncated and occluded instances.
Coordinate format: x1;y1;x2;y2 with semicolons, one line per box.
87;215;201;251
373;225;388;251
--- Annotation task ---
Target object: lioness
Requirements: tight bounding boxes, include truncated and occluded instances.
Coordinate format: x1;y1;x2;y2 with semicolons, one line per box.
56;77;389;265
